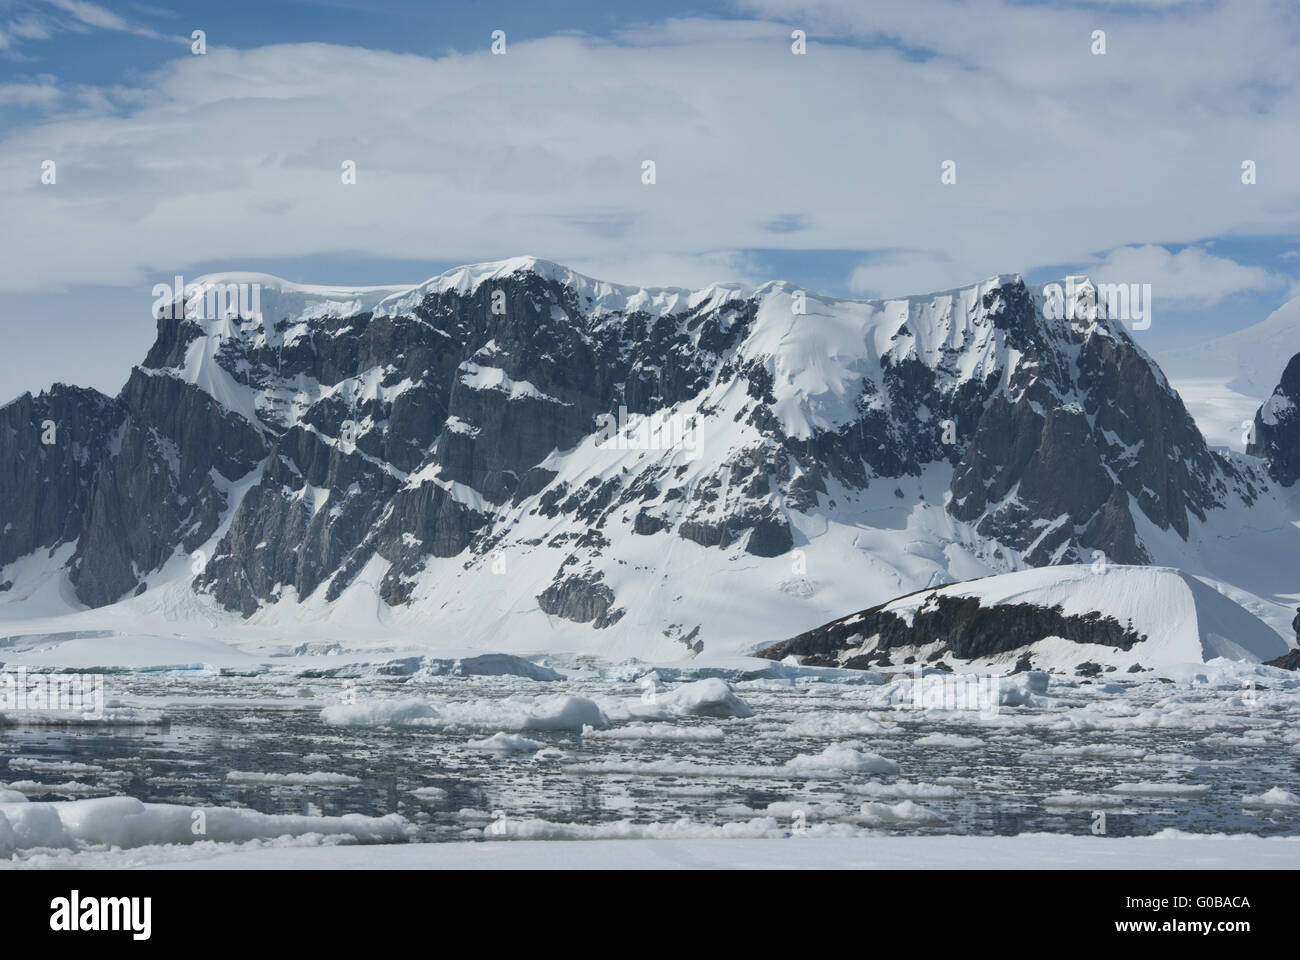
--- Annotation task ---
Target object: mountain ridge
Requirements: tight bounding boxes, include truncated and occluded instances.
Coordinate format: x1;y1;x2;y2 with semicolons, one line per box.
1;259;1295;660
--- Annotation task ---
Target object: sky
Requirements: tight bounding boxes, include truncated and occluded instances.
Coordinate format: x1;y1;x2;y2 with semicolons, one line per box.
1;0;1298;404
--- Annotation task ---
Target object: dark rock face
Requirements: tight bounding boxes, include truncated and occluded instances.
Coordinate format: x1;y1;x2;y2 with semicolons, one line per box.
948;285;1238;565
1248;352;1300;486
758;590;1146;667
0;384;124;569
0;264;1265;631
1267;607;1300;669
70;370;268;606
1265;648;1300;670
537;574;623;628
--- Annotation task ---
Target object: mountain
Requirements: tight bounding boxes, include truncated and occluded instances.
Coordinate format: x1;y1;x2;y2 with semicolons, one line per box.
757;565;1291;672
1157;295;1300;452
1248;351;1300;486
1160;294;1300;399
0;259;1294;659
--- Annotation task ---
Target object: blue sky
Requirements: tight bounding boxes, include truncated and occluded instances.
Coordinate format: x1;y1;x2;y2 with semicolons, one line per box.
1;0;1298;403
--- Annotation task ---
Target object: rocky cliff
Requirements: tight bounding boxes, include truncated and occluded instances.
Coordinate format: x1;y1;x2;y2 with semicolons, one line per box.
1248;351;1300;487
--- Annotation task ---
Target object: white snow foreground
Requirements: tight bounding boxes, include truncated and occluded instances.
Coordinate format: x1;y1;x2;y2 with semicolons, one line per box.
0;795;409;858
9;833;1295;871
874;564;1290;670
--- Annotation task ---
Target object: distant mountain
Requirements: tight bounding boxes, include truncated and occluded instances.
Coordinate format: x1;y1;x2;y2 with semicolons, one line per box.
0;259;1292;658
1248;350;1300;486
1161;295;1300;398
757;565;1291;672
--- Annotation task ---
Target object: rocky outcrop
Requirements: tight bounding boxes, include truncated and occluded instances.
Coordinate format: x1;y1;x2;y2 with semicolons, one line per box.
1265;607;1300;670
1248;351;1300;486
69;369;268;606
759;591;1144;668
537;573;624;628
759;565;1286;669
0;384;124;570
949;283;1233;565
1266;648;1300;670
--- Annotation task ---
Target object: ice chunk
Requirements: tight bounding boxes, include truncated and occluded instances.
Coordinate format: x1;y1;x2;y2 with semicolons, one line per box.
1242;787;1300;808
659;679;754;718
785;744;899;775
320;694;608;732
0;796;410;853
225;771;361;786
465;733;545;753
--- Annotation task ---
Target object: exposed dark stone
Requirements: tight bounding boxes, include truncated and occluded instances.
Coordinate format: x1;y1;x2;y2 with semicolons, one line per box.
0;384;125;570
759;590;1146;667
1265;648;1300;671
743;509;793;557
1249;352;1300;486
1081;485;1148;565
633;508;669;536
70;370;267;606
537;574;619;626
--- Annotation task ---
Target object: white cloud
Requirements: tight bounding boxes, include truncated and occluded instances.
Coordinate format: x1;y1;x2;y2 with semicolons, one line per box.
0;78;59;107
1089;245;1282;307
0;1;1295;296
848;251;992;299
0;0;166;57
41;0;161;38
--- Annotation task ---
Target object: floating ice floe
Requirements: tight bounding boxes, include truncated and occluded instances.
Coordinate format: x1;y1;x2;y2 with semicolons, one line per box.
592;678;755;723
320;693;608;732
915;733;982;748
1106;781;1212;796
0;707;165;727
6;759;106;775
781;713;894;737
464;732;545;753
1041;791;1126;809
655;678;755;718
600;657;880;685
564;742;899;779
0;796;410;858
580;723;725;742
3;780;104;797
304;653;562;682
1242;787;1300;808
857;800;943;824
848;781;959;800
410;786;448;801
784;744;900;775
224;771;362;786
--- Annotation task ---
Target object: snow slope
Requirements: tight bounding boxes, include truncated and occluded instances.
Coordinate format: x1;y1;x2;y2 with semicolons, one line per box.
1161;295;1300;399
1160;295;1300;448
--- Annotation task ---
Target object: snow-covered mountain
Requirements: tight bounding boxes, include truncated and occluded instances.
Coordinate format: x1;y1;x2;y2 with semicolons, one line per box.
1161;295;1300;400
1249;350;1300;487
759;565;1291;673
1;258;1296;660
1158;295;1300;451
